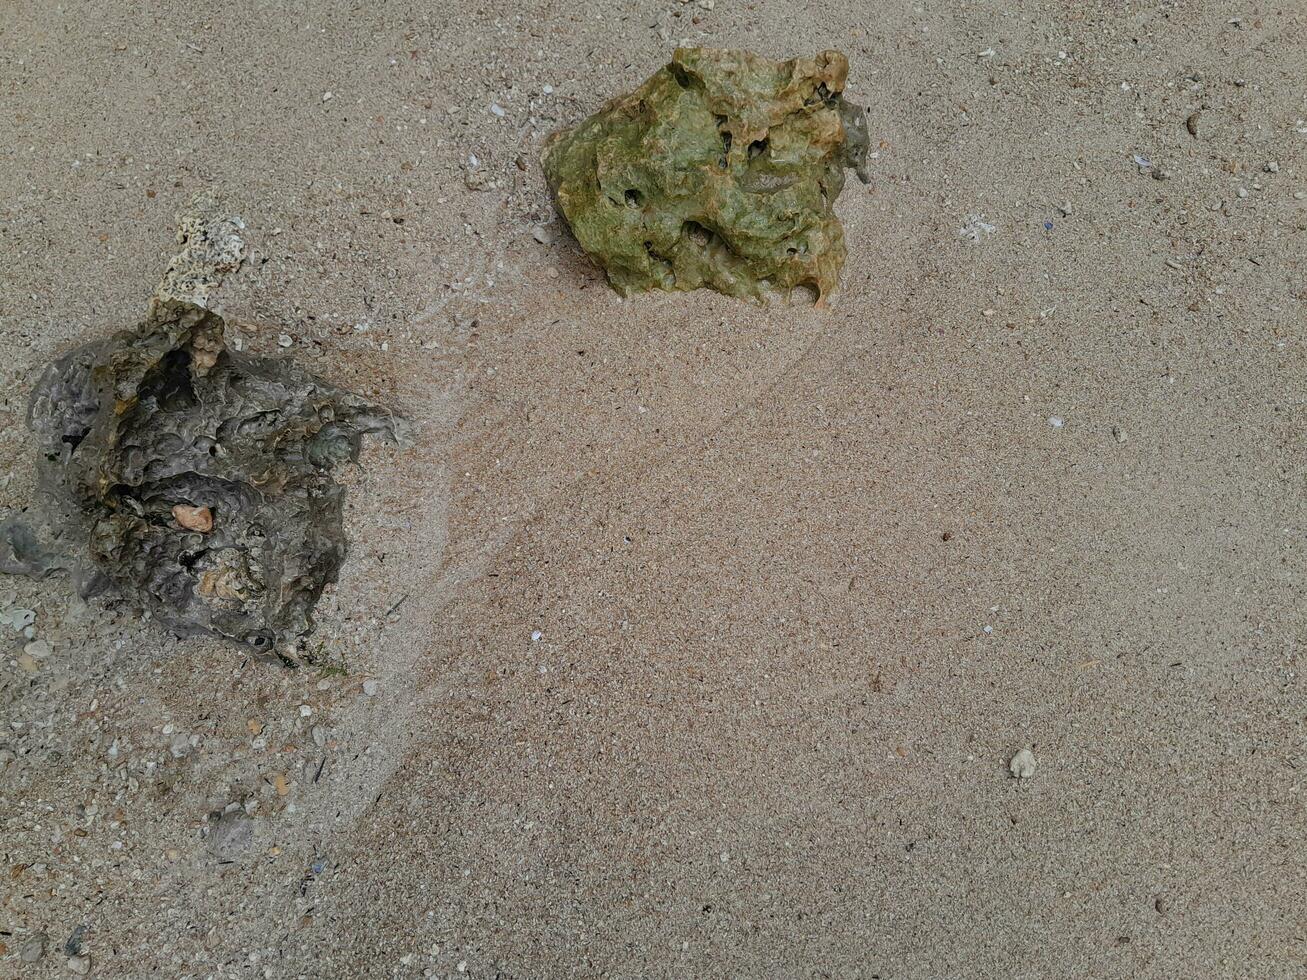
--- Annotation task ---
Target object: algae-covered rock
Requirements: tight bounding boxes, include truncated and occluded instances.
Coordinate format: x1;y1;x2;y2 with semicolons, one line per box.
13;195;406;655
542;47;870;302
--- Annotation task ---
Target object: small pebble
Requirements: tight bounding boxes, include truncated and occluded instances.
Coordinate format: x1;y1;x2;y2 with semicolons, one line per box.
362;679;380;696
1294;191;1306;201
1112;425;1128;444
172;504;213;533
322;91;333;103
277;334;293;348
20;934;46;962
68;954;92;975
532;225;555;245
1237;187;1248;199
23;639;52;659
1009;748;1037;779
1048;416;1064;428
2;607;36;631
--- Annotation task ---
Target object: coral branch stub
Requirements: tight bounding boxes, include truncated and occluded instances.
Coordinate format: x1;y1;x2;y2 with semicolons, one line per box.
17;194;406;655
542;47;870;302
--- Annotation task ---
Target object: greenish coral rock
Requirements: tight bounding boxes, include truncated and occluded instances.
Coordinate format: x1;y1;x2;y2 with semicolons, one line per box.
543;47;870;302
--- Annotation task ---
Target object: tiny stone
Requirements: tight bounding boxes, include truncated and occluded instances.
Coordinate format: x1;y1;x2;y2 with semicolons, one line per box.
1112;426;1128;444
362;679;380;696
277;334;293;348
1237;187;1248;199
1265;161;1279;173
68;954;92;975
1048;416;1064;428
1155;896;1170;914
322;91;333;103
1294;191;1306;201
532;224;555;245
20;934;47;962
172;504;213;533
3;608;36;631
1009;748;1037;779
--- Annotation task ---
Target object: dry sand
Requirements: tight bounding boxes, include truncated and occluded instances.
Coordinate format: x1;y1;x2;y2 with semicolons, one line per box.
2;1;1305;977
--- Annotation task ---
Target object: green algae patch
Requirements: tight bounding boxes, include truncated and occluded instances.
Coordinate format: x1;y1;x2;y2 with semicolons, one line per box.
542;47;870;303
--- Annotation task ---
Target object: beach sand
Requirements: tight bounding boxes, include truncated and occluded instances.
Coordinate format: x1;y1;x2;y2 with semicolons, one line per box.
1;1;1304;976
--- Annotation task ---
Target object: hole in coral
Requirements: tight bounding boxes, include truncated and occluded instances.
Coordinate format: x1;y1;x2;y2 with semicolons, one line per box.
791;283;820;306
748;138;769;161
138;348;197;412
715;116;732;168
624;188;643;208
682;221;712;248
670;63;692;88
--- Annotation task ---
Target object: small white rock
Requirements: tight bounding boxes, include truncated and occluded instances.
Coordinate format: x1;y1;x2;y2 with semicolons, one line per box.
322;91;333;103
532;224;555;245
531;630;543;643
277;334;293;348
1048;416;1064;428
68;954;92;975
2;607;36;631
23;639;52;659
362;679;380;697
1009;748;1037;779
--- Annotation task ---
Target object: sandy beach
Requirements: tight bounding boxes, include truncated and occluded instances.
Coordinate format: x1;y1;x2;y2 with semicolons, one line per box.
2;1;1304;976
